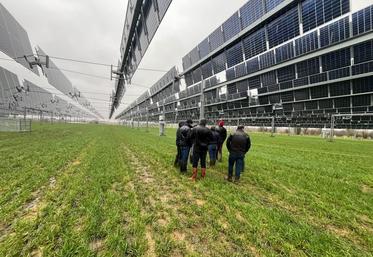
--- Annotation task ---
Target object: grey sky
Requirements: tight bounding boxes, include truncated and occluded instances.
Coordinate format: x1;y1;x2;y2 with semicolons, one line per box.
1;0;371;119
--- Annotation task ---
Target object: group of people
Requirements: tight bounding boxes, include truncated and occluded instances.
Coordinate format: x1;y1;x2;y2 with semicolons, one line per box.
174;119;251;183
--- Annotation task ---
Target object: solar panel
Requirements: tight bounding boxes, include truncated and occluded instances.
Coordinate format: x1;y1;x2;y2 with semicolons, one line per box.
222;12;241;42
267;6;299;49
198;38;210;59
209;27;224;52
242;28;266;60
240;0;265;29
275;42;294;64
302;0;350;33
226;42;244;68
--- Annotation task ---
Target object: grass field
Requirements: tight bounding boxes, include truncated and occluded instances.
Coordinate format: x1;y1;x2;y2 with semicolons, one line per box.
0;123;372;257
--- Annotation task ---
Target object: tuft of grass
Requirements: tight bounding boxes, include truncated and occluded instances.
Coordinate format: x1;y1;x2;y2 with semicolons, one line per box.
0;123;372;256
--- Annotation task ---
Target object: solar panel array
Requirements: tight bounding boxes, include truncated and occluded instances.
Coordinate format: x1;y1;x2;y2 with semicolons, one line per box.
111;0;174;118
0;4;39;75
118;0;373;128
0;4;100;119
0;66;95;118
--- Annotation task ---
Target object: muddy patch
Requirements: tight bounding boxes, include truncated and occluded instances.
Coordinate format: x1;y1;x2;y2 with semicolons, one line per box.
89;239;104;252
145;227;156;257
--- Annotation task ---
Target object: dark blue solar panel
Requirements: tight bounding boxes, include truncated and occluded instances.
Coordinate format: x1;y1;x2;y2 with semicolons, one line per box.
297;57;320;78
275;42;294;63
265;0;284;12
352;6;373;36
182;54;192;70
328;67;350;80
277;65;295;83
242;28;267;60
192;67;202;83
295;31;318;56
198;38;210;59
189;47;200;65
246;57;260;74
201;61;213;79
240;0;265;29
322;48;350;71
267;7;299;48
209;27;224;51
212;52;227;74
302;0;350;33
261;71;276;87
353;76;373;93
235;63;247;78
320;17;350;48
248;76;261;89
226;68;236;81
354;40;373;64
223;12;241;42
259;50;275;69
226;42;244;68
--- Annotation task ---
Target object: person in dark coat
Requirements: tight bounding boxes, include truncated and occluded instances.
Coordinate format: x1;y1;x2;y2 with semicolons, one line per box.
226;126;251;183
174;121;185;167
208;126;220;166
189;119;213;181
216;120;227;162
179;119;193;173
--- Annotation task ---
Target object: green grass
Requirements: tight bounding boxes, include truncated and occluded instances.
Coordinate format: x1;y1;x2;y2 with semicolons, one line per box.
0;123;372;256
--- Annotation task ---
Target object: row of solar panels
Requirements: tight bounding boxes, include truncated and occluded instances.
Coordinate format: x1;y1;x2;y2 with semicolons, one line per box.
117;66;179;117
182;0;350;72
0;66;95;118
0;4;101;118
120;0;173;81
0;3;39;75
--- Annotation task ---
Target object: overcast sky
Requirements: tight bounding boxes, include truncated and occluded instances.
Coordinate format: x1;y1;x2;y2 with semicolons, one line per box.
1;0;371;119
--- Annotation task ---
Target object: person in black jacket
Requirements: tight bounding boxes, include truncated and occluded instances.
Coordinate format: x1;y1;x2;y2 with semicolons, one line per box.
216;120;227;162
174;121;185;167
226;126;251;183
189;119;213;181
179;119;193;173
208;126;220;166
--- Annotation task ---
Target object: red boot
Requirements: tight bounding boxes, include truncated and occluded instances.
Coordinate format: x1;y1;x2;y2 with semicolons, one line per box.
191;168;197;181
201;168;206;178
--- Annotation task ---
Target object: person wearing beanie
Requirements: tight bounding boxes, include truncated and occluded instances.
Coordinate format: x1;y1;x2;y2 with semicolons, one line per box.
226;125;251;183
189;119;213;181
216;120;227;162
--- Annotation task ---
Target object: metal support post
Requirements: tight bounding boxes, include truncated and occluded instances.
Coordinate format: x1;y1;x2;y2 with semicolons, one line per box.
200;80;205;120
330;115;335;142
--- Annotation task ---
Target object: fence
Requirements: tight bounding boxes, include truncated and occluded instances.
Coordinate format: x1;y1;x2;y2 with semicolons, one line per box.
0;118;32;132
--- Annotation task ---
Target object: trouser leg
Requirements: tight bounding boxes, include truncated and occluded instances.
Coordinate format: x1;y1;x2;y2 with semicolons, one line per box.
235;156;244;181
228;154;235;181
180;147;190;173
174;146;181;167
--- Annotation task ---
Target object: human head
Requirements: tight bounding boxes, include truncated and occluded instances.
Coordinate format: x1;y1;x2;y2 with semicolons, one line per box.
199;119;207;126
218;120;225;127
186;119;193;126
237;125;245;131
211;126;216;131
178;121;184;128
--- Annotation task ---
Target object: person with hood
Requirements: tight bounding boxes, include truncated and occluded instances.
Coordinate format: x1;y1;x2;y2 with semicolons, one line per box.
174;121;185;167
226;126;251;183
189;119;213;181
179;119;193;173
208;126;220;166
216;120;227;162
